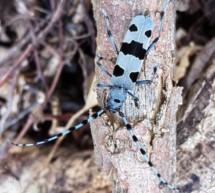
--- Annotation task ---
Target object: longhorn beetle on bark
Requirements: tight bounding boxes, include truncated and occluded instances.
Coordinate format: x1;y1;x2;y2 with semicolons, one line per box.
12;0;179;192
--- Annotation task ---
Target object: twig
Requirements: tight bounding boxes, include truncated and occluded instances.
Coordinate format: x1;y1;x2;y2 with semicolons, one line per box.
4;103;39;129
11;115;35;146
0;14;51;67
0;45;33;87
0;69;20;133
0;0;67;86
27;20;48;89
7;0;67;151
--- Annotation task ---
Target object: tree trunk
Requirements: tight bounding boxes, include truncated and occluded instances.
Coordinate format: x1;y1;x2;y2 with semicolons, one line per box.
91;0;182;192
176;45;215;192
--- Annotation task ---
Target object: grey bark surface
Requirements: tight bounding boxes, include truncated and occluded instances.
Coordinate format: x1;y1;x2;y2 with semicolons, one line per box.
91;0;182;192
176;49;215;192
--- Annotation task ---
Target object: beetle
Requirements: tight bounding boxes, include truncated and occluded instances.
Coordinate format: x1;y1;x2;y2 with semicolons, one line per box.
12;0;180;191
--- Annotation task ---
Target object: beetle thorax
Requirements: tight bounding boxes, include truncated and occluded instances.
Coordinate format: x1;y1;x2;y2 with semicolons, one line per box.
107;87;127;113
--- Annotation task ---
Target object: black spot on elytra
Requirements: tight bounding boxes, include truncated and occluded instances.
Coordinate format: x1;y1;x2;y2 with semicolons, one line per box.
114;99;120;103
113;65;124;77
145;30;152;37
129;72;139;82
129;24;138;32
120;40;146;60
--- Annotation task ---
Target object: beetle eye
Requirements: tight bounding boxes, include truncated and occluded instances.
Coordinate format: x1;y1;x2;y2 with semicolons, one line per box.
114;99;120;103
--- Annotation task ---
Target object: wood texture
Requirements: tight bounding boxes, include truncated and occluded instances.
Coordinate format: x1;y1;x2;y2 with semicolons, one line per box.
176;48;215;193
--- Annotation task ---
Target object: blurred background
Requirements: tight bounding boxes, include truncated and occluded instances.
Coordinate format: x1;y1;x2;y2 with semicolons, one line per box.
0;0;214;193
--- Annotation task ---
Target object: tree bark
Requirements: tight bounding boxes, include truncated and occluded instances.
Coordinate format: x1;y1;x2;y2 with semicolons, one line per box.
91;1;182;192
176;46;215;192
